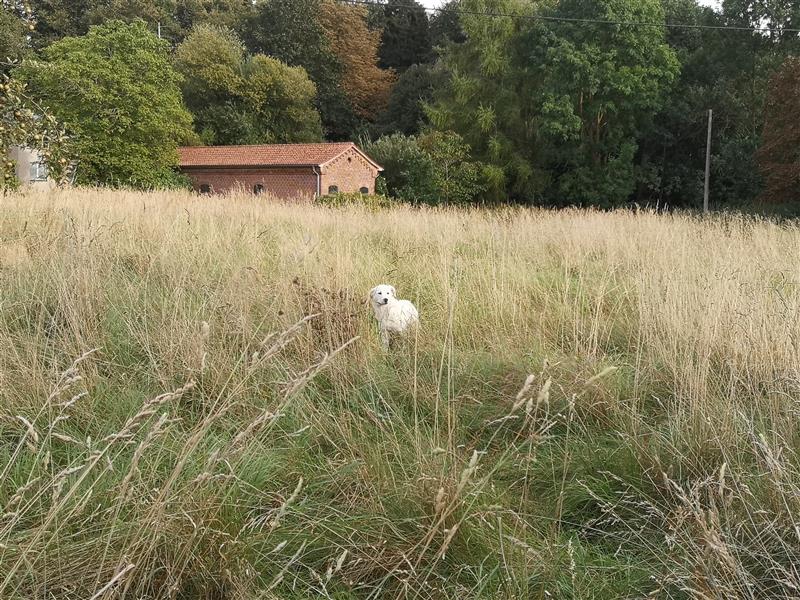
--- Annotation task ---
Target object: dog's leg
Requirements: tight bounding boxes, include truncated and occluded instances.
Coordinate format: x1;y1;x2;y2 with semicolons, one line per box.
380;329;390;351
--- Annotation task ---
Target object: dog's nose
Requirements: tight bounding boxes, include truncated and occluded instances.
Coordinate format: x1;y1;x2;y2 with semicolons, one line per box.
382;298;389;305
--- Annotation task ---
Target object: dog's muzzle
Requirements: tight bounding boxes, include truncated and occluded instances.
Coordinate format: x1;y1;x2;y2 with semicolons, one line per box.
381;299;389;305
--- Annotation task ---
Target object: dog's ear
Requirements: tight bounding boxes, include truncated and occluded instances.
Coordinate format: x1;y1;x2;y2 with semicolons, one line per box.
389;286;396;296
367;287;377;303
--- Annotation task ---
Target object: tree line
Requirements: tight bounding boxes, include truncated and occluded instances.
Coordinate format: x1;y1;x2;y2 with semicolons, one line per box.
1;0;798;207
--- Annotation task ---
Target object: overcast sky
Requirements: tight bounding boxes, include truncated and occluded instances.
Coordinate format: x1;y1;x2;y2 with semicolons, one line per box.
419;0;722;10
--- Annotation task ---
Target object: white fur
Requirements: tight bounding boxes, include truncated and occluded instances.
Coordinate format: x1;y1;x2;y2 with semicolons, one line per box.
369;284;419;349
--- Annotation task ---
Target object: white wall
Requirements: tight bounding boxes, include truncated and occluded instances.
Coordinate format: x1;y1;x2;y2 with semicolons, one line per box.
8;146;55;190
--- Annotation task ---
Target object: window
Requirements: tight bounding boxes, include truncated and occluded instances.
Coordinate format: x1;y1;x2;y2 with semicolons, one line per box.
199;184;211;194
359;187;369;195
253;183;264;195
328;185;339;194
29;161;48;182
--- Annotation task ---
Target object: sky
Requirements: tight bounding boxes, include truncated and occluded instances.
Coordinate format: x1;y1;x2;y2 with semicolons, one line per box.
419;0;722;9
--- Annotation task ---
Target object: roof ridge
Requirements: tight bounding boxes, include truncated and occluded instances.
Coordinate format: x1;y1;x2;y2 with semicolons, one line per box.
178;142;353;150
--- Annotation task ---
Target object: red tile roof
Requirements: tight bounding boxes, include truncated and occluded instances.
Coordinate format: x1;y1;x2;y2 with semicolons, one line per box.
178;142;381;169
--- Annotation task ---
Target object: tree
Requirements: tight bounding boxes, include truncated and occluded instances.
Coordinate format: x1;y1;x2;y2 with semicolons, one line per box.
175;24;322;145
90;0;251;42
365;134;436;203
242;0;357;140
0;2;72;191
29;0;250;46
318;0;395;122
418;130;485;204
366;131;488;204
430;0;466;48
376;0;433;71
430;0;678;205
529;0;679;205
174;0;251;36
633;0;797;208
0;76;72;190
244;55;323;142
1;2;30;72
20;20;194;188
721;0;800;47
28;0;97;46
85;0;182;41
634;0;717;206
377;63;437;135
427;0;532;199
756;56;800;204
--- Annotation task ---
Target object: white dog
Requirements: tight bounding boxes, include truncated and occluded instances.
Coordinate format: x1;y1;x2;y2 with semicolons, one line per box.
369;284;419;349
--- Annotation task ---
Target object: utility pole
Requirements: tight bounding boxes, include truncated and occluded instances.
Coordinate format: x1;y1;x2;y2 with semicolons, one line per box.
703;109;713;214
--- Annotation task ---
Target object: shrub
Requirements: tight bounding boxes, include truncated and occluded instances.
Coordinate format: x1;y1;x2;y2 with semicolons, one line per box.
364;133;437;204
315;191;393;210
366;131;489;205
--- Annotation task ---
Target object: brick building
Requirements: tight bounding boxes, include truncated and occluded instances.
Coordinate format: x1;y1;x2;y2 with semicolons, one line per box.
177;142;383;198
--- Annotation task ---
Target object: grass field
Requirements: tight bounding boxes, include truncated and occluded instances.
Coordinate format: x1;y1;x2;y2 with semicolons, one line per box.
1;188;800;599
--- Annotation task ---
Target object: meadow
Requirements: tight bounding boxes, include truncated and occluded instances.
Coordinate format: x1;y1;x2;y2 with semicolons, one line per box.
0;188;799;599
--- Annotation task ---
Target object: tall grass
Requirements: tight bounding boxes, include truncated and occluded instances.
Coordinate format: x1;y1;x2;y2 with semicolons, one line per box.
0;188;799;598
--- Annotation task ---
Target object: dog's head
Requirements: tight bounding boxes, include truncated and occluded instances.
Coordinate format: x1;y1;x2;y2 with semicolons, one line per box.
369;284;396;307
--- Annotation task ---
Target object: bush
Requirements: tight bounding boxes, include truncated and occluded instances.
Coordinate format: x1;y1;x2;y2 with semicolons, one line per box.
365;131;488;205
315;191;394;210
364;133;437;204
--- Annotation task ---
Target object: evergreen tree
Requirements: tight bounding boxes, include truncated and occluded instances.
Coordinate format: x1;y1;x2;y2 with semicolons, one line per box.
377;0;433;71
377;63;437;135
430;0;466;48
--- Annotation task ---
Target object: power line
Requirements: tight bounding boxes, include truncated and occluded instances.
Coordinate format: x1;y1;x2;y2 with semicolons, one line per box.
344;0;800;34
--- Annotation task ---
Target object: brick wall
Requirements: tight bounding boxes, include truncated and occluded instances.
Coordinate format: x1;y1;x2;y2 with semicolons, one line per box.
182;167;318;198
320;147;380;195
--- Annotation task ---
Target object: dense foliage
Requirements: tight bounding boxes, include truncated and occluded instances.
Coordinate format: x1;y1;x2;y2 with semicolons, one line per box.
757;56;800;203
1;0;799;205
242;0;359;140
366;131;487;204
318;1;395;122
0;2;30;72
175;25;323;145
366;133;437;203
372;0;433;71
20;20;194;188
376;63;438;136
27;0;250;46
0;76;72;188
428;0;679;205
